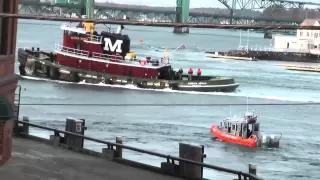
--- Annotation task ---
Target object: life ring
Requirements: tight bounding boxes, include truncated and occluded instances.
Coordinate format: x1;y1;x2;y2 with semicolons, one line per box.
139;59;147;66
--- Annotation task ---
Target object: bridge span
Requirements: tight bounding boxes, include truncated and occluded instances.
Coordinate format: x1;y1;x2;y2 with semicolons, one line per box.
18;0;320;26
3;12;320;30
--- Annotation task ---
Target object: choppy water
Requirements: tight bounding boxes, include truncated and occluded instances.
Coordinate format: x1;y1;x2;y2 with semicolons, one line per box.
16;19;320;180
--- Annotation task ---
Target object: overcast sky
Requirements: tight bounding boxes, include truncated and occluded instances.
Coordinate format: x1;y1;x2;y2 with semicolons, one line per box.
95;0;320;8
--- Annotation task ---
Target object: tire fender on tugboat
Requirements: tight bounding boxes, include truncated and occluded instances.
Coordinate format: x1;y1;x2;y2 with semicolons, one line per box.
24;57;36;76
17;49;30;76
49;66;60;80
70;72;80;82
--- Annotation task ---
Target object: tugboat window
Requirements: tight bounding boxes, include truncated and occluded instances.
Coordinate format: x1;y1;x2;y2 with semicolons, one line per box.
254;124;260;131
232;124;235;131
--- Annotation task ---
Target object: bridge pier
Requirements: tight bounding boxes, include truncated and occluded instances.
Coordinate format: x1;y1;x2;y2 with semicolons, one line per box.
174;0;189;34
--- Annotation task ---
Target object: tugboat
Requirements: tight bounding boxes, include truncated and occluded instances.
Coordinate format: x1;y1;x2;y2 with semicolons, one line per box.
210;111;282;148
17;17;239;93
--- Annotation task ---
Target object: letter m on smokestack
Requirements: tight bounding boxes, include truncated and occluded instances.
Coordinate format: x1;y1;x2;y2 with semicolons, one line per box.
103;38;123;53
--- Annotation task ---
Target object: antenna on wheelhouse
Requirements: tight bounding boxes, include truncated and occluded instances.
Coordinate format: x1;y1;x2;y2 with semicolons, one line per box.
117;15;129;35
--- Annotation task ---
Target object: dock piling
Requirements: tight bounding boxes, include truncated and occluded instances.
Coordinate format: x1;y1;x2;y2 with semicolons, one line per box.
102;147;115;160
102;136;123;160
115;136;123;158
49;133;61;146
22;116;29;134
248;164;257;180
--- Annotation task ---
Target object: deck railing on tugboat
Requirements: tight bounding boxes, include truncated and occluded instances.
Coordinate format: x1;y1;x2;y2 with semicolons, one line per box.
55;44;169;67
92;52;124;61
55;44;89;57
84;35;103;44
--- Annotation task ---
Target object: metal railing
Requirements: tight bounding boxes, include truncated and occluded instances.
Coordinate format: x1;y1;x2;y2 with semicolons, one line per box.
84;35;103;44
237;45;320;54
17;120;263;180
92;52;124;61
55;44;89;57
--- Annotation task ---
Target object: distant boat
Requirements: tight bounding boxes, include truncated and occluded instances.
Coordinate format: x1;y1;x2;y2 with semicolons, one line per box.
210;100;282;148
206;52;256;61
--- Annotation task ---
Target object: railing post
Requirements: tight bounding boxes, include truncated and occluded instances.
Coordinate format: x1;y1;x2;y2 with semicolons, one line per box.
248;164;257;180
22;116;29;135
115;136;123;158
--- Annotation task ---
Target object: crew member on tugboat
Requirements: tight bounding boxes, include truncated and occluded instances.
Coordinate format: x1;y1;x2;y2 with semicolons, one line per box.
188;68;193;80
178;68;183;80
197;68;202;76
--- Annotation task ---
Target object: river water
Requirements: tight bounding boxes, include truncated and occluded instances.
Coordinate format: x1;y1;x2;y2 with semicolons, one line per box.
16;19;320;180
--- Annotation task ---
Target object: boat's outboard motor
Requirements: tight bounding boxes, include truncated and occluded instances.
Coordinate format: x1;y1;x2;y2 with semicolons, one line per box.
257;133;282;148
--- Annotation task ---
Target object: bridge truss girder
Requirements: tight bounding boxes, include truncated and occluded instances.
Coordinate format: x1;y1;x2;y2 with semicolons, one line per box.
18;4;301;25
218;0;305;11
18;5;82;17
188;15;299;25
95;9;176;22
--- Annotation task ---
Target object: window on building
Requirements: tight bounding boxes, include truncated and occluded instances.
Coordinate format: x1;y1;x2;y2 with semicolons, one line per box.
307;32;310;36
316;33;319;38
300;31;303;36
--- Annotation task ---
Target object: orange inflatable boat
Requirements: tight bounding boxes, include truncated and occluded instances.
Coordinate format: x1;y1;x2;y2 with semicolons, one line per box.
210;125;257;148
210;112;281;148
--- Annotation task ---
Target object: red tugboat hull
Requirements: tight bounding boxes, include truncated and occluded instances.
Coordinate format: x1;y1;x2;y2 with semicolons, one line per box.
210;125;257;148
17;22;239;93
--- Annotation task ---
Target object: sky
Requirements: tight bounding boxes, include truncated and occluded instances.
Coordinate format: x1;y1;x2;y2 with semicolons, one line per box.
95;0;320;8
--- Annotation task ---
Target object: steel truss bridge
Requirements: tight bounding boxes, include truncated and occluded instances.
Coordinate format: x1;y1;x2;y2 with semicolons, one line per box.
18;0;320;25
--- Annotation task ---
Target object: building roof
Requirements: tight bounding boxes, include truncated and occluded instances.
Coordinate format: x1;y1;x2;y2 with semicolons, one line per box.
300;19;320;26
